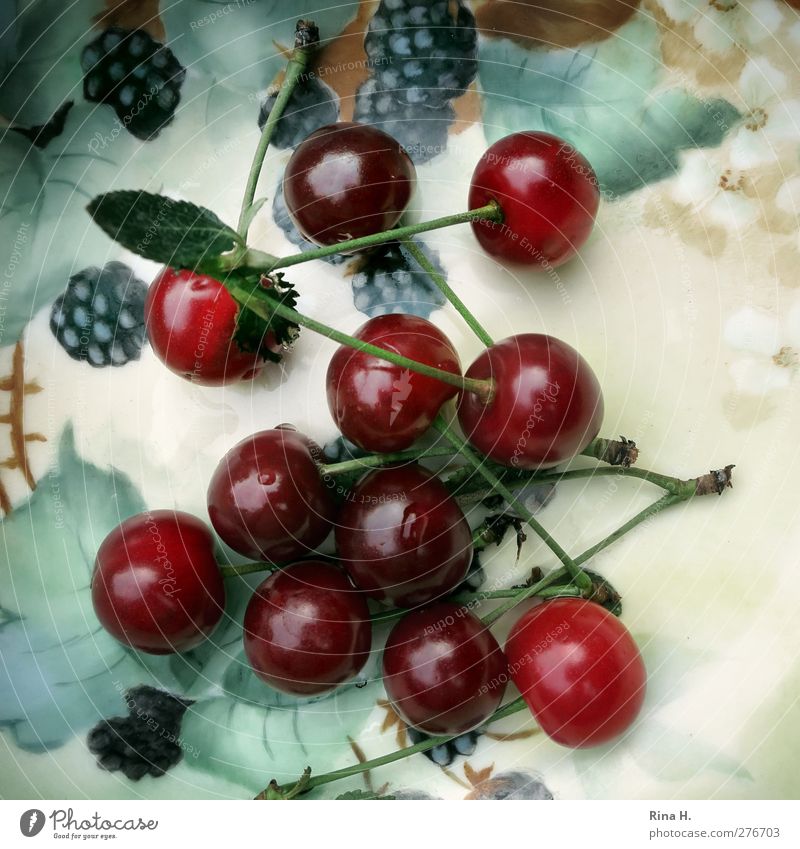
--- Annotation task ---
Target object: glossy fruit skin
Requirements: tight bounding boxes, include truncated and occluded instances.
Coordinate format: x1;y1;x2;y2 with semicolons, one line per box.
469;131;600;267
326;313;461;453
283;121;416;247
336;464;472;607
145;267;272;386
383;603;507;735
457;333;603;470
207;426;336;562
505;598;646;748
92;510;225;655
243;560;371;695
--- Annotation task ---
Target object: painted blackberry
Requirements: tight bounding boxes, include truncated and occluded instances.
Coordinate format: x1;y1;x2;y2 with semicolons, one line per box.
272;180;346;265
407;725;481;767
258;76;338;150
86;685;193;781
322;434;370;464
353;77;453;165
364;0;477;110
350;239;446;319
80;28;185;140
50;262;147;367
465;771;554;800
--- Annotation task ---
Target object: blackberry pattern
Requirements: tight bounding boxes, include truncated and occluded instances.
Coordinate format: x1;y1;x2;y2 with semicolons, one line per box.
272;180;347;265
81;28;185;141
350;239;446;319
407;726;481;767
322;435;370;464
353;77;453;165
50;262;148;368
257;76;339;150
364;0;477;109
354;0;478;163
466;771;554;800
87;686;193;781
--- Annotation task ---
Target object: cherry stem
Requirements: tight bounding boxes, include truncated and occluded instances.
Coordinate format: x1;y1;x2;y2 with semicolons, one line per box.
432;416;593;593
318;444;457;478
265;696;528;799
581;436;639;468
236;23;317;239
402;239;494;348
228;282;495;402
226;202;504;273
219;560;281;579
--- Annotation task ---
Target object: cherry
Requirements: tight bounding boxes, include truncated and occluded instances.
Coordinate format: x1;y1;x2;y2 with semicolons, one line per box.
145;267;279;386
383;603;507;735
91;510;225;655
457;333;603;469
243;560;371;695
283;121;416;247
326;314;461;453
469;131;600;267
207;426;336;562
505;598;646;748
336;464;472;608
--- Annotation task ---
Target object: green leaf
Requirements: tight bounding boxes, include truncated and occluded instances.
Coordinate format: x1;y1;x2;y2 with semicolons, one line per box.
86;191;240;268
335;790;397;800
230;271;300;364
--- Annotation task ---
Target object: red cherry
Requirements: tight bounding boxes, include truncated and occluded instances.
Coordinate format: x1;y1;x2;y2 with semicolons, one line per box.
383;603;507;735
326;314;461;453
145;267;277;386
283;121;416;246
469;131;600;267
457;333;603;469
207;427;336;562
335;464;472;608
505;598;646;748
243;560;371;695
91;510;225;655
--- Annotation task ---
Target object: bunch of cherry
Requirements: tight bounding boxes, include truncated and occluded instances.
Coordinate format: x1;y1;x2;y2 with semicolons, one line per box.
92;106;647;784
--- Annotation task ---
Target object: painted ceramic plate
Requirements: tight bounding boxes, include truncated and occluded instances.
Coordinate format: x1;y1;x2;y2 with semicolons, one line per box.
1;0;799;800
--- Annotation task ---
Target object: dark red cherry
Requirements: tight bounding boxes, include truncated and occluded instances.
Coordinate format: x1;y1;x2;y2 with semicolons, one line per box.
91;510;225;654
207;427;336;562
383;603;507;735
457;333;603;469
145;267;278;386
336;464;472;608
505;599;646;748
243;560;371;695
326;313;461;453
283;121;416;246
469;131;600;267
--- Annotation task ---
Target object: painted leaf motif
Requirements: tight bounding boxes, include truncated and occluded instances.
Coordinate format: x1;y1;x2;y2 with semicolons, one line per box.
160;1;357;91
477;13;740;197
0;426;190;750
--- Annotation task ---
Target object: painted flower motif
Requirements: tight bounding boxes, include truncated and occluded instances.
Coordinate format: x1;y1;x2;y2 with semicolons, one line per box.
724;300;800;398
670;150;759;231
657;0;783;55
729;56;800;168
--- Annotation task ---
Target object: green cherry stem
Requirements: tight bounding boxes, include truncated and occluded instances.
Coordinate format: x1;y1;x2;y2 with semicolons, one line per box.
265;696;529;798
318;444;458;478
225;202;504;274
403;239;494;348
219;560;281;579
236;22;318;239
432;416;592;593
228;282;494;403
